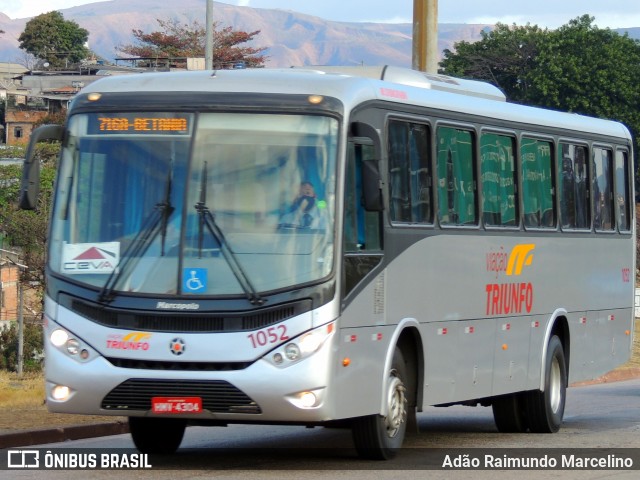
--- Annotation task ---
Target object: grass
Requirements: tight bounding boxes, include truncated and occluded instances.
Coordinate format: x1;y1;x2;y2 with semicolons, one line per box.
0;370;44;408
0;370;124;432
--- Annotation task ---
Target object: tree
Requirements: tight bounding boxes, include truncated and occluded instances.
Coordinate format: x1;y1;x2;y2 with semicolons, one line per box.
0;322;43;372
18;11;89;68
0;144;59;289
440;23;547;105
529;16;640;126
439;15;640;158
118;18;267;68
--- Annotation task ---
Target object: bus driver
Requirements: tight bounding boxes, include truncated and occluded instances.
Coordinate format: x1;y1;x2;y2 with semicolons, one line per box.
279;181;325;230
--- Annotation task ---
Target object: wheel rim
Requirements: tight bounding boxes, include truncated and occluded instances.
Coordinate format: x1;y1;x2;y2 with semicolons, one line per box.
384;370;407;438
549;356;562;413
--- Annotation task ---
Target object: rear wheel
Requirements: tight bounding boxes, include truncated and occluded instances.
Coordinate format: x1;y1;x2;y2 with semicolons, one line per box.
352;347;408;460
129;417;186;454
525;335;567;433
492;392;528;433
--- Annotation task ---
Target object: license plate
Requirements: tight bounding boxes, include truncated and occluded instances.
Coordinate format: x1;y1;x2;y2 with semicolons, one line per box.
152;396;202;414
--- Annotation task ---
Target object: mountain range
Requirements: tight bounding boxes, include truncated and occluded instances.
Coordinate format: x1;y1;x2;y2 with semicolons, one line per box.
1;1;638;69
0;0;492;68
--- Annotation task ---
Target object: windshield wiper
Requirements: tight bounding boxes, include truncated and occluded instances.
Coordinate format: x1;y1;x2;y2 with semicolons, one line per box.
98;172;174;304
195;161;265;306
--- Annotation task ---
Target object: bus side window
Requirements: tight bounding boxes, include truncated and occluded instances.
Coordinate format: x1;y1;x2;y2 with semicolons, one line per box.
558;143;589;230
522;138;555;228
615;150;631;232
436;126;477;226
388;120;432;224
593;147;615;232
343;142;382;296
481;132;517;227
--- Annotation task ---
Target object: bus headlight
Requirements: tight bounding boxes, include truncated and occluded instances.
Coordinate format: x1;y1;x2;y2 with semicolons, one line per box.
49;327;92;362
66;339;81;355
50;329;69;347
267;322;335;368
284;343;301;361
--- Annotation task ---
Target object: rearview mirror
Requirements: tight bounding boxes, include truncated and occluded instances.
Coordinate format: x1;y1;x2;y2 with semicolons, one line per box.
19;125;64;210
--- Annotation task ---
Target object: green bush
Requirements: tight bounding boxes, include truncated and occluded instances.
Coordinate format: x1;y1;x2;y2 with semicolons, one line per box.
0;321;43;372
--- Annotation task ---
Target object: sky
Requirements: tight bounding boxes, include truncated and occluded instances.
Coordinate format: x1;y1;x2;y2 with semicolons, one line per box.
1;0;640;29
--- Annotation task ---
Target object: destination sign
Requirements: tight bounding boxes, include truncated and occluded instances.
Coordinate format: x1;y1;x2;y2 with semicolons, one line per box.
88;113;191;135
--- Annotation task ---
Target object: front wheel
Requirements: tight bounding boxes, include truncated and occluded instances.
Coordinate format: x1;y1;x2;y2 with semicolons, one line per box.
129;417;186;454
351;347;408;460
525;335;567;433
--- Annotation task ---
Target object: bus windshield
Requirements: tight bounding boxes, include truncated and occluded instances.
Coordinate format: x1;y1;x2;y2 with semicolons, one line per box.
49;112;338;298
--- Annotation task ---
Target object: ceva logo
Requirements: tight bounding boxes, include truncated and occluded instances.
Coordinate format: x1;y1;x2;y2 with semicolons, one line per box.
62;242;120;275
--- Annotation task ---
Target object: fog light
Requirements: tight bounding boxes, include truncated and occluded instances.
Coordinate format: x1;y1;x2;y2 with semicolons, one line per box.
51;385;71;401
286;388;324;409
273;353;283;364
80;349;90;360
299;391;317;408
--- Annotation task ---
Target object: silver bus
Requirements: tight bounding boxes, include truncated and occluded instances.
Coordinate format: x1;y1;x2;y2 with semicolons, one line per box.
21;66;635;459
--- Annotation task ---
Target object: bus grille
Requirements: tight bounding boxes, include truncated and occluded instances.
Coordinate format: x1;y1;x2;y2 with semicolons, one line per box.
105;357;252;371
101;378;261;414
62;296;311;333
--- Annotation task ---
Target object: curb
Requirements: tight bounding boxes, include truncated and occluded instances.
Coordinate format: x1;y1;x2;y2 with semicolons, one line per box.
0;421;129;449
570;367;640;387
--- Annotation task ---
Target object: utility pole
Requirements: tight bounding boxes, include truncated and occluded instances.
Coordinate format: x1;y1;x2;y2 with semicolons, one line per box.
412;0;438;73
205;0;214;70
17;272;23;376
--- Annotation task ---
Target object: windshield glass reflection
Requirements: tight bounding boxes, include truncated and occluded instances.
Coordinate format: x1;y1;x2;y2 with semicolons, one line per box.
49;112;337;298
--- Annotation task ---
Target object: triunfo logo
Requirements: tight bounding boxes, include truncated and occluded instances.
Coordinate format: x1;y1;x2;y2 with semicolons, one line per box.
506;244;535;276
485;244;536;316
106;332;152;351
486;243;535;277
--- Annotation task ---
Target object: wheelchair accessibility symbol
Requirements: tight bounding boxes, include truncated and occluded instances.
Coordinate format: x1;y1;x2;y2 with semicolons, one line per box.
183;268;207;293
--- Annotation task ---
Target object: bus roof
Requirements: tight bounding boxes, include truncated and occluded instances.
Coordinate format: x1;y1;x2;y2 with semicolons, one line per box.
293;65;508;102
81;67;631;142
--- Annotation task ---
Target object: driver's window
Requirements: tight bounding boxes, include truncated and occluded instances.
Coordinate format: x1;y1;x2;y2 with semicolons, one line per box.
343;141;382;296
345;142;382;252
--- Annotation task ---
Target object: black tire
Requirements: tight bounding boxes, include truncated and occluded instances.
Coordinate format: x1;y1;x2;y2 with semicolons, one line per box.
352;347;408;460
492;392;528;433
129;417;186;454
525;335;567;433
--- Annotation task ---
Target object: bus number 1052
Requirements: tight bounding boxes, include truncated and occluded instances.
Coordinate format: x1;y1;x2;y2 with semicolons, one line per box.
248;325;289;348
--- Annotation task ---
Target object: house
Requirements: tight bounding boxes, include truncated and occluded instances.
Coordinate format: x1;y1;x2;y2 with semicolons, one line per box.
4;110;48;146
1;60;201;145
0;261;19;326
0;63;29;79
2;64;146;145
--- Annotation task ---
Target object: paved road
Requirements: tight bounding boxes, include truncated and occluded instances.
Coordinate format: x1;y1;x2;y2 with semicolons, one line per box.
2;378;639;479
